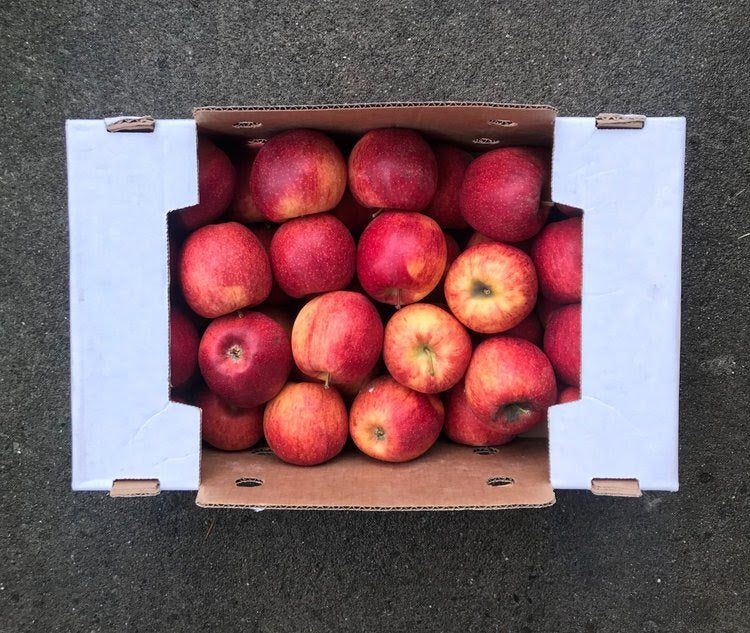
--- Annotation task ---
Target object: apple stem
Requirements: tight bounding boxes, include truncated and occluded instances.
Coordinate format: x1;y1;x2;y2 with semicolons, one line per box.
395;289;402;310
540;200;555;208
323;372;330;389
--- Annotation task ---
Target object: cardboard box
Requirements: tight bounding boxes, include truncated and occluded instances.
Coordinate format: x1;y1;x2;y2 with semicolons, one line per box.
66;103;685;509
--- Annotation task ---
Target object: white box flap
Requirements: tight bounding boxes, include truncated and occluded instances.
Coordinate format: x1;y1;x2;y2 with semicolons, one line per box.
549;116;685;491
67;118;201;491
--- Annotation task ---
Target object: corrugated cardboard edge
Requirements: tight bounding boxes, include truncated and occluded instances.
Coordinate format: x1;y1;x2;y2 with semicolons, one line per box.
110;478;161;497
595;113;646;129
591;478;642;497
105;116;156;133
194;101;557;113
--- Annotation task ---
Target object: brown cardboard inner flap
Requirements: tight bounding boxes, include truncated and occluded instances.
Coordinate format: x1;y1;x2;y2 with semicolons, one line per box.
197;439;554;510
590;478;642;497
194;102;556;150
110;478;160;497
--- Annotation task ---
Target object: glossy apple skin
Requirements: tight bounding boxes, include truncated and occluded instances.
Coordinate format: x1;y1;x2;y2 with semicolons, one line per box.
464;336;557;435
503;312;543;347
332;189;376;236
348;128;437;211
424;232;461;303
180;222;272;318
169;306;199;388
263;382;348;466
444;242;537;333
198;311;292;408
349;376;444;462
251;129;347;222
544;303;581;386
246;223;292;305
173;137;236;231
557;386;581;403
536;295;565;327
383;303;471;394
270;213;355;298
459;147;549;242
226;144;263;223
197;388;263;451
357;211;447;306
531;217;583;303
444;379;515;447
422;144;472;229
291;291;383;386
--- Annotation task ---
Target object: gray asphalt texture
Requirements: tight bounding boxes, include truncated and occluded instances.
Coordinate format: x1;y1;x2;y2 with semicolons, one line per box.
2;1;749;632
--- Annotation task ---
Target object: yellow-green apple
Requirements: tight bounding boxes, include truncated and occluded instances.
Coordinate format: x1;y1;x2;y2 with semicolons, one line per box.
270;213;355;298
246;223;292;305
557;385;580;403
173;137;236;231
544;303;581;386
444;242;537;333
357;211;447;307
383;303;471;394
422;144;472;229
348;128;437;211
536;295;564;327
349;376;444;462
459;147;549;242
197;388;263;451
332;189;375;236
444;379;515;447
199;311;291;407
226;144;263;223
169;306;199;388
263;382;348;466
531;217;582;303
424;232;461;303
503;312;543;347
464;336;556;434
291;291;383;387
180;222;271;318
251;129;347;222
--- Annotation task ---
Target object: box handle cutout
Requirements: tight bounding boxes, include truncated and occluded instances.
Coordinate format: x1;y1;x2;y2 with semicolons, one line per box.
105;116;156;133
488;119;517;127
590;478;642;497
595;113;646;129
473;446;499;455
110;478;160;497
486;476;514;487
235;477;264;488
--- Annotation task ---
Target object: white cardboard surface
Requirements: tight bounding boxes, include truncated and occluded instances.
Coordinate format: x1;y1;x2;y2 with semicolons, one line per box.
67;119;202;490
549;117;685;491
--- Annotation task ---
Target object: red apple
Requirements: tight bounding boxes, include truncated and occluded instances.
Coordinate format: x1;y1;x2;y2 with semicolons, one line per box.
424;232;461;303
226;144;263;223
198;311;292;407
536;295;564;327
332;188;375;236
169;306;199;388
251;129;347;222
263;382;348;466
349;376;444;462
444;242;537;333
466;231;495;248
531;217;583;303
464;336;556;435
255;305;294;340
197;388;263;451
291;291;383;386
180;222;271;318
270;213;355;298
348;128;437;211
173;137;236;231
245;223;292;305
558;386;580;404
444;379;515;447
383;303;471;394
459;147;549;242
422;144;472;228
357;211;447;306
503;312;543;347
544;303;581;386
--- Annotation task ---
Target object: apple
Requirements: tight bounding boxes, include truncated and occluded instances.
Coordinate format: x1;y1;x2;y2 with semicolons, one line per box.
199;311;292;407
383;303;471;394
270;213;355;298
558;386;580;404
180;222;271;318
544;303;581;386
532;217;583;303
464;336;556;435
292;290;383;386
503;312;543;347
246;223;292;305
263;382;348;466
357;211;447;306
255;305;294;340
444;379;515;447
536;295;564;327
422;144;472;229
459;146;549;242
226;144;263;223
349;376;444;462
173;137;236;231
332;189;376;236
444;242;537;333
251;129;347;222
169;306;199;388
197;388;263;451
466;231;495;248
424;232;461;303
348;128;437;211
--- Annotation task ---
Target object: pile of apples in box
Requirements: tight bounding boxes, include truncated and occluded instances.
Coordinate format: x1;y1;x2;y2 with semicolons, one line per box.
169;127;581;466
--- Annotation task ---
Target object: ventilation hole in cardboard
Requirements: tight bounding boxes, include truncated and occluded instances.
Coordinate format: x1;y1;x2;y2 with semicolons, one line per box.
486;476;514;487
233;121;262;129
235;477;263;488
488;119;517;127
249;446;273;456
473;137;501;145
473;446;499;455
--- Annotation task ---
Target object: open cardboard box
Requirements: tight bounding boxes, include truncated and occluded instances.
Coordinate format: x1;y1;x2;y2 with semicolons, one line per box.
66;103;685;509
